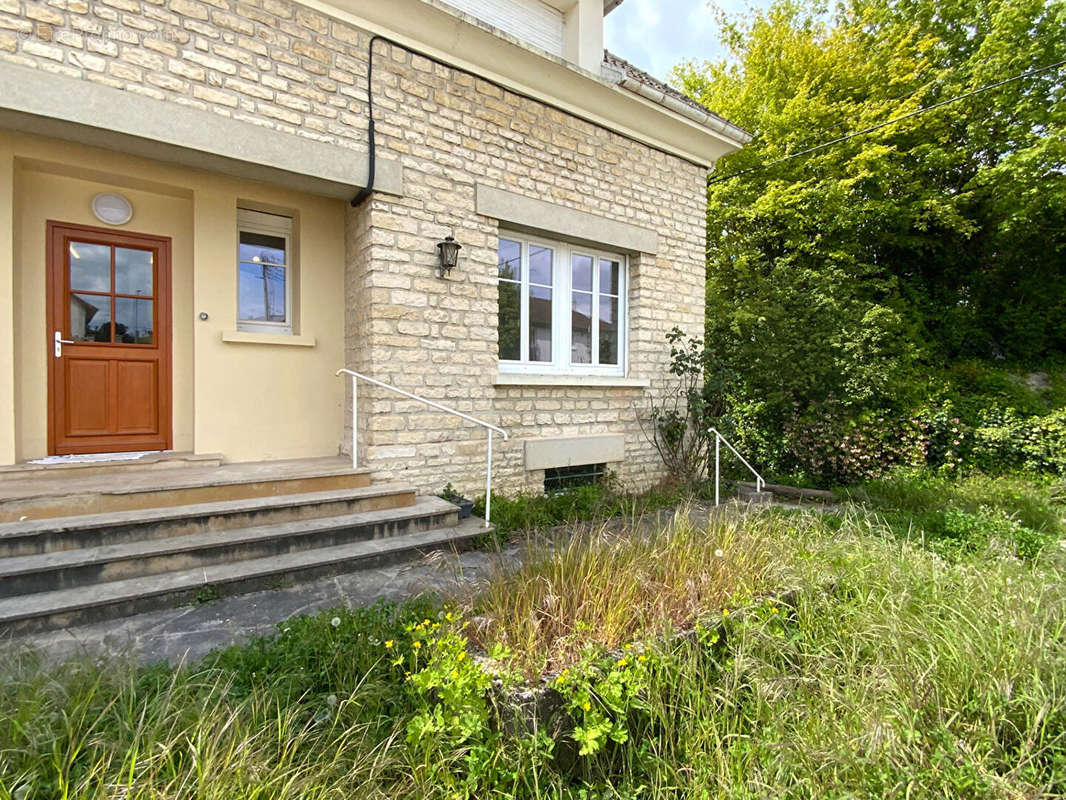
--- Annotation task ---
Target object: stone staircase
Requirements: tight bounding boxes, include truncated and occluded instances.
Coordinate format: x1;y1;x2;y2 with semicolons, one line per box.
0;456;485;635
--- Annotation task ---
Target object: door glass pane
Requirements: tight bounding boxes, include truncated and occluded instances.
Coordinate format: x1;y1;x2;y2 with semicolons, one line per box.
115;297;154;344
115;248;153;296
70;293;111;341
529;245;553;286
529;286;553;362
599;259;619;295
498;239;522;281
497;279;521;360
571;291;592;364
239;231;286;265
599;295;619;365
571;253;593;292
69;242;111;292
239;263;287;322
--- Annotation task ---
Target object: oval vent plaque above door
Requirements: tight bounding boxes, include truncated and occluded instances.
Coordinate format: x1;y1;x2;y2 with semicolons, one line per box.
91;193;134;226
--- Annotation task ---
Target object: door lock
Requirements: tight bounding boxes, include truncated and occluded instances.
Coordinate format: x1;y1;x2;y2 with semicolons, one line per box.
54;330;74;358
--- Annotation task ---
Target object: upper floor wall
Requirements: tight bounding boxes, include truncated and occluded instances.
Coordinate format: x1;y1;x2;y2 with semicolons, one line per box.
0;0;747;185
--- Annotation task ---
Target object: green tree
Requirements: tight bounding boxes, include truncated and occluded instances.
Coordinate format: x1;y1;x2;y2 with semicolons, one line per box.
675;0;1066;469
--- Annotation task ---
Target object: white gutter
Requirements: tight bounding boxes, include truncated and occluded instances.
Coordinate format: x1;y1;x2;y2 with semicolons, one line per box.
617;76;753;146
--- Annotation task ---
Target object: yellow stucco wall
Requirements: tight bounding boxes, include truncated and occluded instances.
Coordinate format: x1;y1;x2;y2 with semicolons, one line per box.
0;131;347;464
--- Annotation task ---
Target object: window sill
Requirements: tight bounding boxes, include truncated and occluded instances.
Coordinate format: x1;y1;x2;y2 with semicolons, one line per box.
494;373;650;388
221;330;316;347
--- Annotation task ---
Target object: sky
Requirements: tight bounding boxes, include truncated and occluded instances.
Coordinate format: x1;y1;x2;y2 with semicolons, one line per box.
604;0;773;83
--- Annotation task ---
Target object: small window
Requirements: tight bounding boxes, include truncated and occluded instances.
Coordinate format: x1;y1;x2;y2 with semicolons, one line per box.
544;463;606;493
237;208;293;334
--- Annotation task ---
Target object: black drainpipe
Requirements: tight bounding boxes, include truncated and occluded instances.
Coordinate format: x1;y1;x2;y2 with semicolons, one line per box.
349;34;381;208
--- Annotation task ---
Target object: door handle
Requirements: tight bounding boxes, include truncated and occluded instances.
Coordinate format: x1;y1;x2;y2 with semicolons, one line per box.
54;330;74;358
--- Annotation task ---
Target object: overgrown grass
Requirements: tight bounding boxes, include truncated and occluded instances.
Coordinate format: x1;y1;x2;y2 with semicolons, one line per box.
838;470;1065;559
2;497;1065;798
462;509;782;675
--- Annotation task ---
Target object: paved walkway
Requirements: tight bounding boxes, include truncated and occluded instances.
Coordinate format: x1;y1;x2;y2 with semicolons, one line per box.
4;545;514;666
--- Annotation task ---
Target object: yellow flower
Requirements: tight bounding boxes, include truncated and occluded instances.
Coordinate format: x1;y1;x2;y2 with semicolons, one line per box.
449;669;459;681
771;607;779;615
624;643;634;650
722;608;730;616
638;655;648;663
385;640;394;649
582;701;591;711
457;651;466;662
616;658;628;668
413;640;422;650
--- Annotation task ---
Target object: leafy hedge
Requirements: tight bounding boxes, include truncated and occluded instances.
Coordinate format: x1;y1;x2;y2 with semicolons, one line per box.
718;362;1066;486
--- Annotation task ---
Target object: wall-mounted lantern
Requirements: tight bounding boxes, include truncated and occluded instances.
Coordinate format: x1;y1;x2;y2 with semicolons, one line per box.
436;235;461;278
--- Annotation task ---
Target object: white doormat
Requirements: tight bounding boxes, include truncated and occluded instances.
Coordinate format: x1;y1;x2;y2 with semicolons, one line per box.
28;450;164;465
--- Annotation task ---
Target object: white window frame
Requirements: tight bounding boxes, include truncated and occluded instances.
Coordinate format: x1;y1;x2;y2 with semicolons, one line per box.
496;231;628;377
236;208;294;335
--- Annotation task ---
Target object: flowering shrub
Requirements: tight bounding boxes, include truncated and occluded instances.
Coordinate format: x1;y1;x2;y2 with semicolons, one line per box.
784;407;930;484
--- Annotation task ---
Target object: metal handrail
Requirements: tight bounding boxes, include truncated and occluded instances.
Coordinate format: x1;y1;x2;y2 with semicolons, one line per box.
709;427;765;506
336;369;508;527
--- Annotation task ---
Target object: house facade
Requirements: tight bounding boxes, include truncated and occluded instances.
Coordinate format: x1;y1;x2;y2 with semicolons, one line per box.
0;0;750;497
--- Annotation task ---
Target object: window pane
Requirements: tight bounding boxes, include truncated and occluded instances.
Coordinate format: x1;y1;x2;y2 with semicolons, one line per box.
115;248;153;296
529;286;553;362
70;293;111;342
239;262;287;322
239;231;286;265
599;259;619;295
69;242;111;292
571;253;593;292
497;279;521;360
530;245;553;286
498;238;522;281
571;291;592;364
115;297;154;344
599;295;619;365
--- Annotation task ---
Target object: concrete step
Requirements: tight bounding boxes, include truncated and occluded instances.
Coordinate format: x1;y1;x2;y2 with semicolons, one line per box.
0;484;417;558
736;487;774;505
0;451;224;478
0;457;372;523
0;515;488;635
737;481;836;503
0;496;458;598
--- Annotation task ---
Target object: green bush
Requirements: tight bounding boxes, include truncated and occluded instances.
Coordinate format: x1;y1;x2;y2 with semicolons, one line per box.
725;361;1066;486
972;408;1066;476
473;477;713;538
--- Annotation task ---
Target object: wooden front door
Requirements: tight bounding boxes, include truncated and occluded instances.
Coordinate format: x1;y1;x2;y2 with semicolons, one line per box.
47;221;172;455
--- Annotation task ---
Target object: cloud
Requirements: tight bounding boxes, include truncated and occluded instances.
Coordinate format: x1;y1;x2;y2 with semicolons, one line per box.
605;0;771;81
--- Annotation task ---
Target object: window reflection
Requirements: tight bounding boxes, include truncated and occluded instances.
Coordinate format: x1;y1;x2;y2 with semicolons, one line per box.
70;293;110;342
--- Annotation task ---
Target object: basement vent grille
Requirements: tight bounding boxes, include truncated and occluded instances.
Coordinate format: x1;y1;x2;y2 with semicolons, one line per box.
544;463;606;493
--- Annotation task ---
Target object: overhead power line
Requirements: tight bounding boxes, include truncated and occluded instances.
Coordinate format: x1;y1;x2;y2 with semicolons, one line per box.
707;59;1066;186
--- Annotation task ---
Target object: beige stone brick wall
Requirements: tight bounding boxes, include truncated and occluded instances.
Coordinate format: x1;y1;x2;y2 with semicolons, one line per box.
0;0;373;150
1;0;709;497
351;41;708;497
